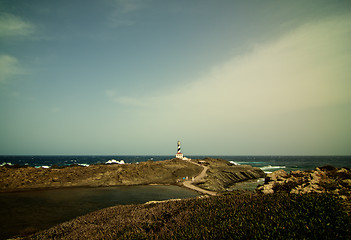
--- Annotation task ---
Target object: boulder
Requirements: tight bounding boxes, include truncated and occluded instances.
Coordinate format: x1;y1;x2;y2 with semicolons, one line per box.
261;184;274;194
265;169;288;182
256;183;274;194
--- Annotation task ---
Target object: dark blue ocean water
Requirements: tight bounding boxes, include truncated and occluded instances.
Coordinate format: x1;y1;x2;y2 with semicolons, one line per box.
1;155;350;173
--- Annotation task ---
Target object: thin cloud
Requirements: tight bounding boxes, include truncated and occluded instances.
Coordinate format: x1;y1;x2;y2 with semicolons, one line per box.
0;55;24;83
154;14;351;119
114;0;145;13
0;12;35;37
108;0;147;28
131;14;351;154
105;90;147;107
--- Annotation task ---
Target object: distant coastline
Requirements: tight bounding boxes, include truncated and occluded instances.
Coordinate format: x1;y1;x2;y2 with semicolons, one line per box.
1;155;350;173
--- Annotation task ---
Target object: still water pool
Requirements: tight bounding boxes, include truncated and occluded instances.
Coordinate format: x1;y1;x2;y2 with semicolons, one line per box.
0;185;198;239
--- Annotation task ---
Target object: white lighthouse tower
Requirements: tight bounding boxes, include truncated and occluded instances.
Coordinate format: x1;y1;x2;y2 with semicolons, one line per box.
175;140;184;160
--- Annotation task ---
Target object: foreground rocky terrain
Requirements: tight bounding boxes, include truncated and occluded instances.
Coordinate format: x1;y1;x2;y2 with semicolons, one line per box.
257;165;351;200
0;158;264;193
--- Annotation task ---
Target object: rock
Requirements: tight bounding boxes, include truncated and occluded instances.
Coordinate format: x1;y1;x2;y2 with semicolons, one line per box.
291;170;307;178
257;182;272;194
265;169;288;182
257;166;351;199
310;171;324;184
319;165;337;171
284;176;297;184
342;179;351;186
335;168;351;179
261;184;274;194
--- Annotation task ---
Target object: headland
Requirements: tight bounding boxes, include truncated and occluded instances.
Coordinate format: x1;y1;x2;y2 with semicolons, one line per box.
0;158;265;194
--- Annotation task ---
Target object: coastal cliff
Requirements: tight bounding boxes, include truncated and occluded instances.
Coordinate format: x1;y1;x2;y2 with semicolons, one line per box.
193;158;265;192
0;158;264;193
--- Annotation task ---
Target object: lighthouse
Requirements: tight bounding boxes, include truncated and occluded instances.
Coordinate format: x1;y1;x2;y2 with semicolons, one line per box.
175;140;184;160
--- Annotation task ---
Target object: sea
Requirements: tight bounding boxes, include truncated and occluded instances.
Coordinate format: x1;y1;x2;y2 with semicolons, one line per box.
1;155;351;173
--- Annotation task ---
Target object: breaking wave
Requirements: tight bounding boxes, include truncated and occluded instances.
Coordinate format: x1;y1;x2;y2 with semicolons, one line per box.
260;165;286;173
229;161;240;165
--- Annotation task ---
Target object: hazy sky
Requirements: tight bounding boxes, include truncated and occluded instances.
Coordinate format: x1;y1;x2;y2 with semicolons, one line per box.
1;0;350;155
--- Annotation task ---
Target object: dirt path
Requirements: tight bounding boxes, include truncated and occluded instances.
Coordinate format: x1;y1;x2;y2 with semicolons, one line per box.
183;162;217;196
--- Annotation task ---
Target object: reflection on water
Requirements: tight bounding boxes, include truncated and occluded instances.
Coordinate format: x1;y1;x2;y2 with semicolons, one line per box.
0;185;198;239
231;178;265;191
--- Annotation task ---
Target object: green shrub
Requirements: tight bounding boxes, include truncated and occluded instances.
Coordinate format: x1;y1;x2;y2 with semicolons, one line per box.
170;193;350;240
319;179;340;191
272;181;299;193
29;193;351;240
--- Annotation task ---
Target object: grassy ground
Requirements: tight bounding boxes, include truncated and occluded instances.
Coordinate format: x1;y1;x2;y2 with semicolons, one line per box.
0;159;203;192
23;192;350;240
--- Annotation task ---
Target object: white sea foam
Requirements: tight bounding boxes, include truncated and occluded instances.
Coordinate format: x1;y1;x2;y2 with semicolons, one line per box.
106;159;125;164
1;162;13;166
260;165;286;174
34;165;49;168
229;161;240;165
260;165;286;170
78;163;89;167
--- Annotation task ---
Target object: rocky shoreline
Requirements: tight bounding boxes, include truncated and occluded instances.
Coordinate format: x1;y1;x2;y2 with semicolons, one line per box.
257;165;351;200
0;158;265;193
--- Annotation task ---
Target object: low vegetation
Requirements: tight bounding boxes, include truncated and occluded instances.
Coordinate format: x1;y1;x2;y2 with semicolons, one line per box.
1;158;265;194
0;159;203;192
23;193;350;240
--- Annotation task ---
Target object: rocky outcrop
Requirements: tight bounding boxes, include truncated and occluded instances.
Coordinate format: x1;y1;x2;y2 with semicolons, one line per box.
192;158;265;192
256;166;351;200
